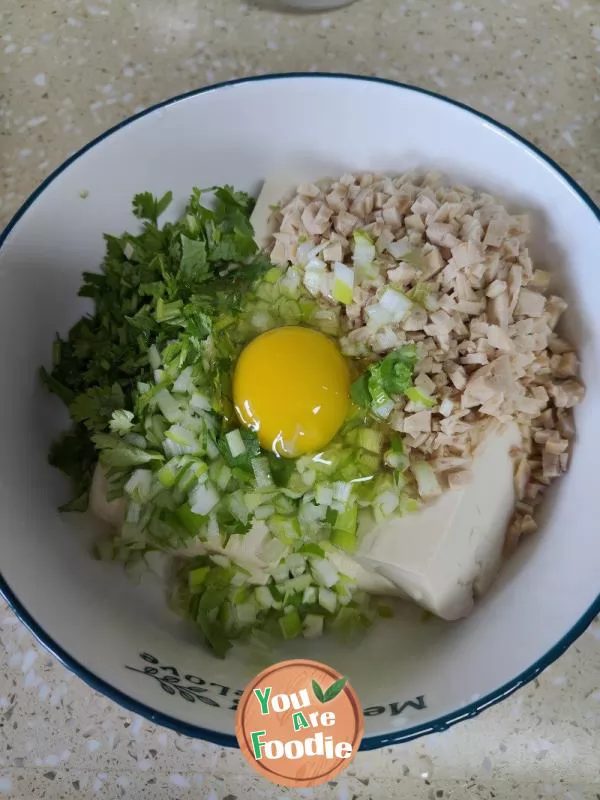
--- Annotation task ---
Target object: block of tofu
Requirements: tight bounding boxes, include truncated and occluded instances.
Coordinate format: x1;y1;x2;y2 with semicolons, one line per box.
181;529;406;596
354;422;521;620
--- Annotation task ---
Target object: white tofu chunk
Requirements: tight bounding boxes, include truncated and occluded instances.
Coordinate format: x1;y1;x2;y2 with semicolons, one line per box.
250;176;299;249
89;464;126;528
176;522;272;586
354;423;521;620
326;546;407;597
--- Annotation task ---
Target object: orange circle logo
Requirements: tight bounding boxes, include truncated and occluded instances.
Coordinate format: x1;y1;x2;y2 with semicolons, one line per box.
235;659;363;787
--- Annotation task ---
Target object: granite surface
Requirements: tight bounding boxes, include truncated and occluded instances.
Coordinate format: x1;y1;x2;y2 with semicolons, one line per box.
1;0;600;797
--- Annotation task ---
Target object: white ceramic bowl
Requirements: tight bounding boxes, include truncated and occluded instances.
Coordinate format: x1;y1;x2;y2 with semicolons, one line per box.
1;74;599;750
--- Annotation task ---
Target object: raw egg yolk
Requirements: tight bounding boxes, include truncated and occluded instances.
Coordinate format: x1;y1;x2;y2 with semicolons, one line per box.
233;326;350;458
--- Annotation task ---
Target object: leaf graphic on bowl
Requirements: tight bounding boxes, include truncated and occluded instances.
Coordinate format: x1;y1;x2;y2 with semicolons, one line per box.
312;676;348;704
311;679;325;703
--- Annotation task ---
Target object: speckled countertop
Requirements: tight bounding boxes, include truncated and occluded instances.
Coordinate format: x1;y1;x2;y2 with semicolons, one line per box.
1;0;600;797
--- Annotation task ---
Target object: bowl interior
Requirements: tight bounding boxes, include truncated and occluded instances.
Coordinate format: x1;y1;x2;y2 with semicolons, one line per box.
1;75;599;747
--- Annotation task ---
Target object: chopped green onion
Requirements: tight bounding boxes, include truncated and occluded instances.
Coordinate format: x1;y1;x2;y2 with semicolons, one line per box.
378;287;412;321
283;573;313;593
405;386;436;409
352;231;376;274
124;468;153;503
175;503;206;535
311;557;338;588
279;609;302;640
357;428;383;453
257;536;288;566
148;345;161;370
315;484;334;506
188;566;210;591
189;482;219;515
332;262;354;305
298;543;325;558
173;366;193;393
268;514;300;544
303;614;324;638
225;429;246;458
155;389;182;423
318;587;338;613
251;457;272;489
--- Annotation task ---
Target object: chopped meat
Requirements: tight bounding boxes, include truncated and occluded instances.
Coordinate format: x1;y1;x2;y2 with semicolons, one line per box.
507;264;523;316
545;296;568;329
405;213;425;232
403;410;432;436
301;201;333;236
557;409;575;439
530;269;551;291
269;172;583;556
555;352;578;378
548;380;585;408
412;194;438;216
297;182;321;199
486;279;507;299
487;292;510;329
483;214;509;247
334;211;360;237
516;288;546;318
451;241;483;269
323;240;344;262
426;222;461;248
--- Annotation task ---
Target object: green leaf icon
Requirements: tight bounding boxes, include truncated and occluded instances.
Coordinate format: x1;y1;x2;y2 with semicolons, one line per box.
312;679;325;703
323;676;348;702
312;676;348;704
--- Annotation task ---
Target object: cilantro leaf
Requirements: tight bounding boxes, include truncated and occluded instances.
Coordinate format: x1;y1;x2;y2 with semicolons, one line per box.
351;345;419;412
70;384;125;432
48;426;97;511
179;235;208;282
217;427;261;469
109;409;135;435
379;345;417;395
350;372;371;409
267;451;295;488
132;190;173;225
42;185;270;506
92;432;163;468
216;508;252;537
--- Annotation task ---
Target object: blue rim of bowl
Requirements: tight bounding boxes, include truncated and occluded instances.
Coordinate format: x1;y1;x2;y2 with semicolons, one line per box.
1;72;599;751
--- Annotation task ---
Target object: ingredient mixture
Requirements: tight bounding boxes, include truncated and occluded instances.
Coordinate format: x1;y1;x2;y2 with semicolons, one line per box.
43;171;584;656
